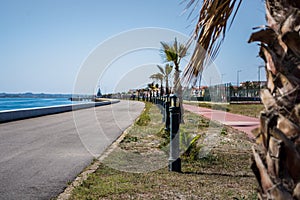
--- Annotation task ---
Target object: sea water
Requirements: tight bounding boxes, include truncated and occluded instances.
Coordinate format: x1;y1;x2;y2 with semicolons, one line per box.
0;98;75;111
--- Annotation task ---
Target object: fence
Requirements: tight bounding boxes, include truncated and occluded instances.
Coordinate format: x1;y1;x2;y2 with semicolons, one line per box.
183;83;262;102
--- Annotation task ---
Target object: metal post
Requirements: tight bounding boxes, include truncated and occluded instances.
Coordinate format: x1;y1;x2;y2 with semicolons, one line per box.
258;65;264;89
169;95;181;172
221;73;225;84
237;70;242;87
164;95;170;131
237;70;242;97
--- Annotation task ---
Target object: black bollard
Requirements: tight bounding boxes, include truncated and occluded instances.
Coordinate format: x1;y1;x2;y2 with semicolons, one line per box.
169;95;181;172
164;95;170;131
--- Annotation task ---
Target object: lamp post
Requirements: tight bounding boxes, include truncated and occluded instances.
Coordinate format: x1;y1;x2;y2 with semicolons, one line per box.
221;73;225;84
237;70;242;87
237;70;242;97
221;74;225;102
169;94;181;172
258;65;264;89
198;72;202;97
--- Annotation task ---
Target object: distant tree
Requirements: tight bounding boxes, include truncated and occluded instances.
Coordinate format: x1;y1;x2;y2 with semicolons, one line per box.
150;73;164;97
156;64;173;95
161;38;188;122
147;82;156;100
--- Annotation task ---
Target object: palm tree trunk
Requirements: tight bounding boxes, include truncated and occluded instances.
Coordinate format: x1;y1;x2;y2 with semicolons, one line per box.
160;80;164;97
166;76;170;95
249;0;300;198
173;63;184;123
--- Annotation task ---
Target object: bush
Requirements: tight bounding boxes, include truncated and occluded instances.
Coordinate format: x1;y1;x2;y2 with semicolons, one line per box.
135;103;151;126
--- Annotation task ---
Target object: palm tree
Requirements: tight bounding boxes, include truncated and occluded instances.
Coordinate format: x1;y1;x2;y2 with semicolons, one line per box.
184;0;300;198
157;64;173;95
150;73;164;97
161;38;188;122
161;38;188;92
147;82;156;101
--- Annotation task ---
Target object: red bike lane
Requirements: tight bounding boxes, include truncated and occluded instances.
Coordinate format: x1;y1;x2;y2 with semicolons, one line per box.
184;104;259;139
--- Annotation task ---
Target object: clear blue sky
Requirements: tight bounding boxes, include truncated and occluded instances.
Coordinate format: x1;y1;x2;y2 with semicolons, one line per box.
0;0;266;94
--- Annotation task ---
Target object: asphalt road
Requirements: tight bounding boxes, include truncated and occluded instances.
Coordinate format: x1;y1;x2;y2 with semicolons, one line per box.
0;100;144;200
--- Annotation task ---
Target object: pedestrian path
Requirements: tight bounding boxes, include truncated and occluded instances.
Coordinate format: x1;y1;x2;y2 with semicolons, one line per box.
183;104;259;139
0;100;144;200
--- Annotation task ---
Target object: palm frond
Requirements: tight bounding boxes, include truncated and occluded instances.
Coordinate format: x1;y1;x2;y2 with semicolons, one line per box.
160;38;188;64
183;0;242;82
181;0;201;20
157;65;165;75
150;73;163;81
179;43;188;58
165;64;173;75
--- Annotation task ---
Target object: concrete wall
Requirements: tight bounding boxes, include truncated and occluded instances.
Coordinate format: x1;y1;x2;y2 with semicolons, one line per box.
0;100;120;123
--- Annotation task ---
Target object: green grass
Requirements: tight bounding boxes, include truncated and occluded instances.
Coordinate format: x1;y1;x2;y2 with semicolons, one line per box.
135;102;151;126
69;102;257;200
71;162;257;200
226;104;264;118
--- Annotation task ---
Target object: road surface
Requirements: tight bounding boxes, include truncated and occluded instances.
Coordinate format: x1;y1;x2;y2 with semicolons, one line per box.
0;100;144;200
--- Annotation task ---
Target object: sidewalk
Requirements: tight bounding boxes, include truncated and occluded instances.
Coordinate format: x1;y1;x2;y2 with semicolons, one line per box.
184;104;259;139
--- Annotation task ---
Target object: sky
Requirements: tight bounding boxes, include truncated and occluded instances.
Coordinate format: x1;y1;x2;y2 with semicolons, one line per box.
0;0;266;94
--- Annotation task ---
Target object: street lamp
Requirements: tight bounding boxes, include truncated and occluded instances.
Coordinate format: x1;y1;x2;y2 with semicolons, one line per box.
198;72;202;97
237;70;242;97
237;70;242;87
221;73;225;84
258;65;264;89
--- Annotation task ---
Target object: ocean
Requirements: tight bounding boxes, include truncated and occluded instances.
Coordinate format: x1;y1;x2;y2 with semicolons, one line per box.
0;98;75;111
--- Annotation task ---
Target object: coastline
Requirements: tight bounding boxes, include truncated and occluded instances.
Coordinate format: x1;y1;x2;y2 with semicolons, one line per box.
0;99;120;123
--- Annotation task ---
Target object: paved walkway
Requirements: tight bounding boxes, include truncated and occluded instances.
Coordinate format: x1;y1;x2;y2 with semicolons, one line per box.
0;100;144;200
184;104;259;139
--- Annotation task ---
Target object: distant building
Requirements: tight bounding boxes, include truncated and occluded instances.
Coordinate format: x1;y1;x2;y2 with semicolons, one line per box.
190;86;208;97
240;81;267;88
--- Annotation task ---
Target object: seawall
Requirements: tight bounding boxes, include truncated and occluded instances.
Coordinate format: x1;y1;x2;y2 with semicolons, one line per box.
0;100;120;123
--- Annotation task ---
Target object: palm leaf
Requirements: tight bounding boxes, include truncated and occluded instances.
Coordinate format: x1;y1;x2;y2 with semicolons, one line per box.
150;73;163;81
165;64;173;75
183;0;242;82
157;65;165;75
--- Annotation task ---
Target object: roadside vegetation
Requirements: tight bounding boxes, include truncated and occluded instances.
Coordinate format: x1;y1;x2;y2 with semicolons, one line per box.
70;102;257;199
